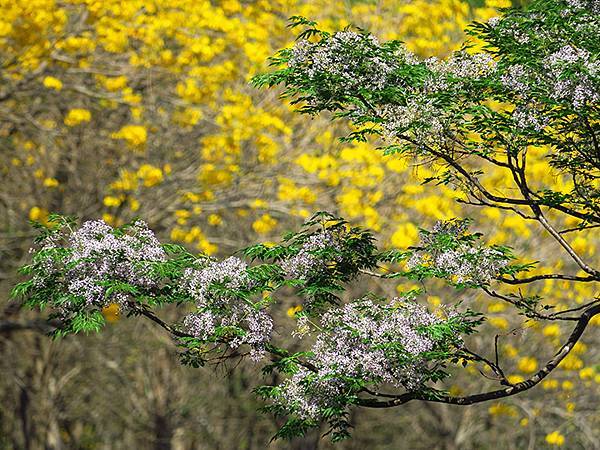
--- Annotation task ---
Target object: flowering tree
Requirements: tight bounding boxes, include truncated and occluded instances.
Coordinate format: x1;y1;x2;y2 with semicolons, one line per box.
12;0;599;443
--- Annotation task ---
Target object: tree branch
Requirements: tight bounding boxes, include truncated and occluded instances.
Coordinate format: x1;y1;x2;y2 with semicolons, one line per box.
498;273;597;284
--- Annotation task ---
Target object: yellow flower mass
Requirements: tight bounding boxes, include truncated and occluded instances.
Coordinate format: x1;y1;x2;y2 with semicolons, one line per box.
545;431;565;446
517;357;538;374
112;125;148;148
43;76;63;91
64;108;91;126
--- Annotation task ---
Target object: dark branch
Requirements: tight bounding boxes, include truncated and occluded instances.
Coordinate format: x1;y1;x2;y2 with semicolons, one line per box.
498;273;597;284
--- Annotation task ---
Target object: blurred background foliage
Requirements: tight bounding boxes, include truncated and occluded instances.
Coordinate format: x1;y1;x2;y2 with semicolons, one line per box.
0;0;598;448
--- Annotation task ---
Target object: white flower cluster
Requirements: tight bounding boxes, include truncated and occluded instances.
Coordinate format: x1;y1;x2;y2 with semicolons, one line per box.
183;309;273;361
275;367;347;421
500;64;532;96
486;1;599;114
274;299;454;420
280;231;341;280
181;256;250;305
487;16;501;27
501;44;598;111
492;16;533;44
436;51;496;80
543;45;599;109
378;96;446;143
408;221;509;285
181;257;272;360
500;65;552;131
565;0;600;14
378;52;495;145
47;220;166;311
288;31;398;93
546;45;590;66
315;300;439;385
512;104;549;132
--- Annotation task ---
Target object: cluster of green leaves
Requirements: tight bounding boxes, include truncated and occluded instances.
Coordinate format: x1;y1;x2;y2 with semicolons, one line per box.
402;219;517;288
252;17;404;114
244;211;379;310
256;371;360;442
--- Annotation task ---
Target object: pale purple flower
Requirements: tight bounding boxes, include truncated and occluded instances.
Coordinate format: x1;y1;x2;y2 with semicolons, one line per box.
281;231;341;280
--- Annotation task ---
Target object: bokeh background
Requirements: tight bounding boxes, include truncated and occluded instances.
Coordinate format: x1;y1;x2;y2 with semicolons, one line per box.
0;0;598;448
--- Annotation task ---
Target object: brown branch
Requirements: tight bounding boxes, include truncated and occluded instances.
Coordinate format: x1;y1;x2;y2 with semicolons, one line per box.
129;304;193;339
498;273;597;284
131;305;320;372
548;298;600;319
354;94;599;223
534;212;600;278
559;223;600;234
460;346;508;383
482;287;579;321
396;133;599;223
505;153;600;278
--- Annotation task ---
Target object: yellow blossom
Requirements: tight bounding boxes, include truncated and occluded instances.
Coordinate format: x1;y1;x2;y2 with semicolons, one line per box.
64;108;91;126
175;209;191;225
252;214;277;235
542;379;559;390
488;403;517;417
390;223;419;248
488;302;507;313
43;177;59;188
543;324;561;337
29;206;48;223
103;196;122;207
112;125;148;148
197;239;217;255
427;296;441;307
507;375;524;384
43;76;63;91
545;431;565;446
489;317;509;330
503;344;518;358
572;342;587;354
561;380;574;390
104;75;128;92
251;199;268;209
208;214;222;226
579;367;594;380
566;402;575;413
287;305;303;317
102;213;115;225
102;303;120;323
129;198;140;212
517;357;538;374
137;164;163;187
559;354;584;371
